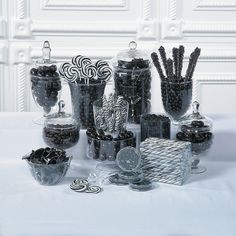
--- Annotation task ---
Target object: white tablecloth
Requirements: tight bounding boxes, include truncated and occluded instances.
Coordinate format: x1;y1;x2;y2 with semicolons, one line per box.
0;112;236;236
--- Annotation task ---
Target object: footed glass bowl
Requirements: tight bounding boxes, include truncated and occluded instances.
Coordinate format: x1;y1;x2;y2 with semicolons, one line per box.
25;156;72;185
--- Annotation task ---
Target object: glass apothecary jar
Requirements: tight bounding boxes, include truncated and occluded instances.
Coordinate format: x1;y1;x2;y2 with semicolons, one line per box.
112;41;152;124
176;101;213;174
30;41;62;123
43;100;80;149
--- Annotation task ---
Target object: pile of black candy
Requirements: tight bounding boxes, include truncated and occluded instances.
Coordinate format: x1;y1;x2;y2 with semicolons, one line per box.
30;65;61;114
69;82;106;129
86;127;136;161
141;114;170;141
114;58;151;123
22;147;69;164
176;120;213;154
43;124;79;149
161;82;192;121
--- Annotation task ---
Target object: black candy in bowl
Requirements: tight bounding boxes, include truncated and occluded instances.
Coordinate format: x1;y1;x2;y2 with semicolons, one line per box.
22;147;72;185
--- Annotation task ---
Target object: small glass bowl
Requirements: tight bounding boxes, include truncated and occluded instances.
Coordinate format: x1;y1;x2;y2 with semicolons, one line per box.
24;155;72;185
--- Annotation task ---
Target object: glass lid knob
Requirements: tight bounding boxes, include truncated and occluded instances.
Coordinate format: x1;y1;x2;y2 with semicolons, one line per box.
58;100;65;114
129;41;137;50
42;40;51;62
192;101;200;114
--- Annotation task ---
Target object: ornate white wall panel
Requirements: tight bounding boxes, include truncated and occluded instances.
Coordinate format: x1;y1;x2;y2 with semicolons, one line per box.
0;0;236;114
41;0;128;11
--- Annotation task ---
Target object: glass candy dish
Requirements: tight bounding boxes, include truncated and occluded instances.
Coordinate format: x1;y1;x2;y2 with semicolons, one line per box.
23;147;72;186
43;100;80;149
176;101;213;174
112;41;152;124
30;41;62;124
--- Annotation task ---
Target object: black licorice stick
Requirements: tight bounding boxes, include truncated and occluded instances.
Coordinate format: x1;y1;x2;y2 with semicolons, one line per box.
178;45;185;80
189;47;201;80
151;52;165;80
158;46;168;77
166;58;174;82
185;50;195;81
172;47;178;78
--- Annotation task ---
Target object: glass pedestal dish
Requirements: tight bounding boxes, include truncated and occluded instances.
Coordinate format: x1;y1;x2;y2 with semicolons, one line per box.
176;101;213;174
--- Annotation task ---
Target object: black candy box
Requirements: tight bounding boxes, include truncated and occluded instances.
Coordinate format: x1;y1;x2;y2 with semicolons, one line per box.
30;41;61;115
112;41;152;124
43;100;80;149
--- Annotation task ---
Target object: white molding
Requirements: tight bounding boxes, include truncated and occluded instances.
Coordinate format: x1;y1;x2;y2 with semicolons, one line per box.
41;0;128;11
168;0;177;20
0;45;7;64
183;21;236;36
137;0;157;40
31;20;136;36
194;0;236;11
0;64;4;111
193;74;236;101
161;19;182;39
12;0;31;38
10;45;31;64
16;63;27;112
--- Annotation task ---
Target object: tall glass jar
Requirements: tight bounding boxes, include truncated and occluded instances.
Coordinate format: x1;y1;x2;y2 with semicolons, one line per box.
112;41;152;124
30;41;62;123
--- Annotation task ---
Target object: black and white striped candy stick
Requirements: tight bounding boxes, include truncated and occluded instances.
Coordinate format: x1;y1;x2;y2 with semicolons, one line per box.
158;46;168;77
102;95;110;121
151;52;165;81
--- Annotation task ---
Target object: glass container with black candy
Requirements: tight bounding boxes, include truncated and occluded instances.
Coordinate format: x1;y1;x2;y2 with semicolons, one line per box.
112;41;152;124
30;41;62;124
43;100;80;149
176;101;213;174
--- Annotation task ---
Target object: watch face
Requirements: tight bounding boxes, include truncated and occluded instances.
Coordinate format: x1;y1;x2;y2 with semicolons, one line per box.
116;147;141;172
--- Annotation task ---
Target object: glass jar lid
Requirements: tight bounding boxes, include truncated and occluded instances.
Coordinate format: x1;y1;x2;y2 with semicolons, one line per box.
112;41;151;70
35;41;56;67
45;100;78;128
179;101;213;134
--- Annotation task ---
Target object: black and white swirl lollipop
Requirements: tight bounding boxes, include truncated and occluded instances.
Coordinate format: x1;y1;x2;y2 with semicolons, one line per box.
63;64;80;83
59;62;70;77
95;60;112;81
72;55;91;68
81;63;97;84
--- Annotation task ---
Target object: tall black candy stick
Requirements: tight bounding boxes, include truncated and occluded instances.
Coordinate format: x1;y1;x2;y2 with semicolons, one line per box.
151;52;165;80
185;51;195;81
189;47;201;80
178;45;184;80
166;58;174;81
158;46;168;77
172;48;178;78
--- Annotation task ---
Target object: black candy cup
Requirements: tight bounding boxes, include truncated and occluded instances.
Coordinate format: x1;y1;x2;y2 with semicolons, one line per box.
69;81;106;129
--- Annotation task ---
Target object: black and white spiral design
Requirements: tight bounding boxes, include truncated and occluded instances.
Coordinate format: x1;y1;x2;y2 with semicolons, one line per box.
63;64;80;83
59;62;71;77
95;60;112;81
72;55;91;68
